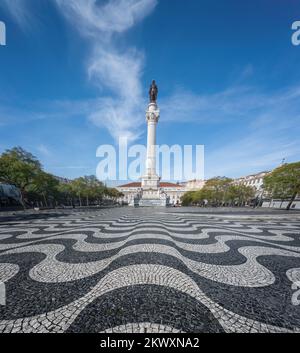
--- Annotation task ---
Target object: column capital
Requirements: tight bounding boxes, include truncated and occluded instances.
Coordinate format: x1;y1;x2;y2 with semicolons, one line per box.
146;102;160;123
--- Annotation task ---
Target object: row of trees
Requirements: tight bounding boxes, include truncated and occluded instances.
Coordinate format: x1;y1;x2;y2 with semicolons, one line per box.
1;147;299;210
181;177;255;207
57;176;122;207
263;162;300;210
181;162;300;210
0;147;123;208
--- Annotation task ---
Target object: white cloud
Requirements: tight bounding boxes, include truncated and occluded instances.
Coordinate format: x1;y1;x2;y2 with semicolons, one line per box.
160;85;300;124
36;144;52;157
0;0;35;30
53;0;158;142
1;81;300;178
206;134;300;179
54;0;157;35
0;98;96;125
1;1;300;178
1;0;157;142
0;0;157;141
159;83;300;177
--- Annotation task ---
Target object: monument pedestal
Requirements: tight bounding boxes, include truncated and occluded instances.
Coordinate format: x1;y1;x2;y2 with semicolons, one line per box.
139;175;163;206
139;198;167;207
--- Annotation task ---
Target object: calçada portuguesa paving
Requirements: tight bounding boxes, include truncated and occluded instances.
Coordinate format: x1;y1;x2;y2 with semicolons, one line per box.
0;207;300;333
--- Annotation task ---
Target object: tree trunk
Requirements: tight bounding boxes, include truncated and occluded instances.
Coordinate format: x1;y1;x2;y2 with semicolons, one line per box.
86;196;89;206
79;194;82;207
286;192;297;210
20;189;26;210
43;193;48;208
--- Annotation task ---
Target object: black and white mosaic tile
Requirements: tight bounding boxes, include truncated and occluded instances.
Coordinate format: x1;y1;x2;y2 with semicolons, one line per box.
0;207;300;333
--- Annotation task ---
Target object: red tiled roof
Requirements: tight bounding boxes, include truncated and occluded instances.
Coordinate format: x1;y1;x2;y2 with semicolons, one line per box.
118;182;141;188
160;182;183;188
118;182;183;188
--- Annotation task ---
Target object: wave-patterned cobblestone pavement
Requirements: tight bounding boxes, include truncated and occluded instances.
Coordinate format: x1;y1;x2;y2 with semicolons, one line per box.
0;207;300;333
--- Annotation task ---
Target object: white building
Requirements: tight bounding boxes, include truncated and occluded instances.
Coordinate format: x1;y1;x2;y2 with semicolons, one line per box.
117;179;206;206
180;179;206;191
233;171;300;209
233;171;270;197
117;181;186;206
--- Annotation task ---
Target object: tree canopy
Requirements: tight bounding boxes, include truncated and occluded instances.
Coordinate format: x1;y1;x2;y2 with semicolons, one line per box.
181;177;255;207
0;147;122;208
0;147;42;193
263;162;300;210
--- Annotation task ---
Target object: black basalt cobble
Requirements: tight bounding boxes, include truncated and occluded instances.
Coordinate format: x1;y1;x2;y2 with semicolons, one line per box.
0;207;300;333
67;285;224;333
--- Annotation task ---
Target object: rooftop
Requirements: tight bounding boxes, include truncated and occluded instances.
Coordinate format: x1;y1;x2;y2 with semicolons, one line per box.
118;182;183;188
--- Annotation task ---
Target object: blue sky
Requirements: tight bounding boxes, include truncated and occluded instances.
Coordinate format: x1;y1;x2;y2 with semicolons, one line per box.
0;0;300;182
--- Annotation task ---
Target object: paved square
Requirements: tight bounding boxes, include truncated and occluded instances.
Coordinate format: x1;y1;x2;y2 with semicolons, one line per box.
0;207;300;333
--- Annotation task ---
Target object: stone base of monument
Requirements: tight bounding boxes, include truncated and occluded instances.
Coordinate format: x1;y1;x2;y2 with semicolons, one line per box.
138;198;168;207
129;192;169;207
141;174;160;189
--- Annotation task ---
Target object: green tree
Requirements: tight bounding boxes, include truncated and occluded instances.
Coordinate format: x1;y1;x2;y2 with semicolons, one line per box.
69;176;106;206
263;162;300;210
70;178;87;207
226;184;255;206
28;172;59;207
202;177;233;206
181;191;196;206
0;147;42;205
82;176;106;206
105;187;123;202
181;177;255;207
2;147;41;169
57;182;74;206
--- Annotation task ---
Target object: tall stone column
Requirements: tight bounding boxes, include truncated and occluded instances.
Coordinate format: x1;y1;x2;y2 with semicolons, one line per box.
145;102;160;177
139;80;168;206
141;101;160;191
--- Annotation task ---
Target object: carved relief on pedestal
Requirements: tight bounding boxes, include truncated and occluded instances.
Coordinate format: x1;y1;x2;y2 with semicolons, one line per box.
146;104;160;123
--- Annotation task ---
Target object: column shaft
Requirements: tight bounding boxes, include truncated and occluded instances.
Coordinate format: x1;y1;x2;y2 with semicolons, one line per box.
146;121;157;175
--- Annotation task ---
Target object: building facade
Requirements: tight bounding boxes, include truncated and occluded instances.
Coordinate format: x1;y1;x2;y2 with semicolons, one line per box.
117;181;186;206
180;179;206;191
233;171;270;197
233;171;300;209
